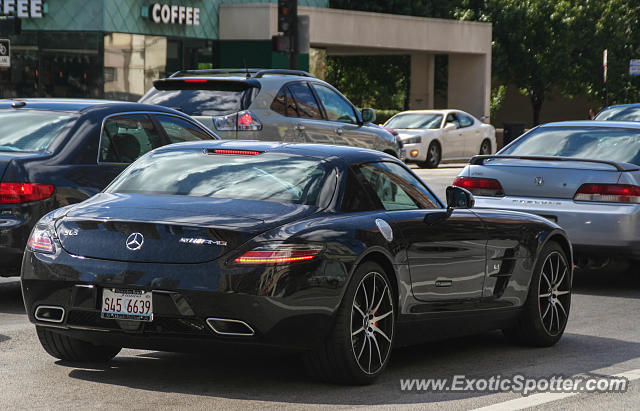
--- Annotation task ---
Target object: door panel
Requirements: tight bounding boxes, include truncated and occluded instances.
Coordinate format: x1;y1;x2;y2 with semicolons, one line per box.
385;209;487;308
443;113;464;158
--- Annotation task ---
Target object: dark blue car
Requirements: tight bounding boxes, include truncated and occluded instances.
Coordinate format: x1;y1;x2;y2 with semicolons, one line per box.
0;99;218;276
594;103;640;122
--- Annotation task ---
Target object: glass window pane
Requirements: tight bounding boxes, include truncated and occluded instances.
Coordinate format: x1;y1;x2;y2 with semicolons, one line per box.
100;114;164;163
0;111;76;152
357;162;439;210
271;87;286;116
459;115;474;128
107;150;335;206
155;115;212;143
288;83;322;120
311;84;357;124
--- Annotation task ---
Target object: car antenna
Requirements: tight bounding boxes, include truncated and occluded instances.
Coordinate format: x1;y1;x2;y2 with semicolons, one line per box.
243;59;250;79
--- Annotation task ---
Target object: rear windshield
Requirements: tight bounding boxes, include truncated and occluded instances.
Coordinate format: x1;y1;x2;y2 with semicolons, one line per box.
140;88;253;116
0;110;76;152
385;113;442;129
594;106;640;122
501;126;640;165
106;149;336;206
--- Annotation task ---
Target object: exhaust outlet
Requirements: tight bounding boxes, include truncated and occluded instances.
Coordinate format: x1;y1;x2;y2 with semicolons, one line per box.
206;318;255;336
35;305;65;323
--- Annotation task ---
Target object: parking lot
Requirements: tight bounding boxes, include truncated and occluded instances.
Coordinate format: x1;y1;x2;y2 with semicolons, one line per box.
2;165;640;410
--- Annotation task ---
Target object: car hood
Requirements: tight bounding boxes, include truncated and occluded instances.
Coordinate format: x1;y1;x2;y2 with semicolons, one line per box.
55;193;318;264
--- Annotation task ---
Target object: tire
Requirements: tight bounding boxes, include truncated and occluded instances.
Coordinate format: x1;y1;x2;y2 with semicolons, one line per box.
479;139;491;155
36;326;121;362
304;261;395;385
503;242;571;347
418;142;441;168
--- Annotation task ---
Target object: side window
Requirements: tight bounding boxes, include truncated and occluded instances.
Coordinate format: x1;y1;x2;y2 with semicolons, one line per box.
100;114;163;163
459;114;474;128
271;87;286;116
311;84;357;124
285;88;298;117
356;162;439;211
341;169;379;212
288;83;323;119
155;115;212;143
445;113;460;129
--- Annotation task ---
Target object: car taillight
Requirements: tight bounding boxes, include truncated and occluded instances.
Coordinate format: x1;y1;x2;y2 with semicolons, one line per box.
234;244;323;265
27;227;56;254
0;183;55;204
212;149;261;155
453;177;504;197
214;110;262;131
574;183;640;203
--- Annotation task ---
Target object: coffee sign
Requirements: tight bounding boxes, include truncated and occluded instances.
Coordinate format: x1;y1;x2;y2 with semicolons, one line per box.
150;3;200;25
0;0;43;18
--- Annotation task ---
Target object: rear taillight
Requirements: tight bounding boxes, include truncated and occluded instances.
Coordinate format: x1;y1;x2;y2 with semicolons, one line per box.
0;183;55;204
574;183;640;203
27;227;56;254
453;177;504;197
234;244;323;265
214;110;262;131
212;149;261;156
183;79;207;83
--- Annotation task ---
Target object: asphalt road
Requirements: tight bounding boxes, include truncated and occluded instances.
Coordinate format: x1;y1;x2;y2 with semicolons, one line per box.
2;165;640;410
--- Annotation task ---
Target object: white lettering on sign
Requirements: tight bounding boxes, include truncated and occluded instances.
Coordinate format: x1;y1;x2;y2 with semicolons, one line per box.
0;0;42;18
149;3;200;26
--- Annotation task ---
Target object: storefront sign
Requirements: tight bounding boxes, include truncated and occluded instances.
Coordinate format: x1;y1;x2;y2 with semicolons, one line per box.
0;0;44;18
0;39;9;67
150;3;200;25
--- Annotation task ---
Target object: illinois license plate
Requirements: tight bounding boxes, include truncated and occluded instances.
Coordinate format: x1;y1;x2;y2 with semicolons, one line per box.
101;288;153;321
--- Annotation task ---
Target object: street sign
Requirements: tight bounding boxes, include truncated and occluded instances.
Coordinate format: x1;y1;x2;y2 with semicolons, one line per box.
0;39;9;68
630;59;640;76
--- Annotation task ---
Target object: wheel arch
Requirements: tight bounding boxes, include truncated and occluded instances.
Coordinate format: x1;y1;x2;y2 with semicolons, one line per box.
541;230;573;269
351;248;400;316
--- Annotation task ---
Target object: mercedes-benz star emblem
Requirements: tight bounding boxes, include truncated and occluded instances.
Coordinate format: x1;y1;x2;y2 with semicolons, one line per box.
126;232;144;251
534;176;544;186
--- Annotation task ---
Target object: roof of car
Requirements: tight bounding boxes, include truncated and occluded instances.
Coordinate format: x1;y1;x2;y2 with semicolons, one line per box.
540;120;640;129
154;140;398;163
0;98;184;115
599;103;640;109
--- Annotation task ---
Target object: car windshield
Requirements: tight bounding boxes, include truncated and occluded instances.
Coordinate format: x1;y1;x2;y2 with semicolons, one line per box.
500;126;640;165
594;106;640;122
385;113;442;129
140;88;251;116
106;149;335;205
0;111;76;152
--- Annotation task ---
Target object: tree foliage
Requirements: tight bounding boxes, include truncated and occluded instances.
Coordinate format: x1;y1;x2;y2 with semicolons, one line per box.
327;1;640;124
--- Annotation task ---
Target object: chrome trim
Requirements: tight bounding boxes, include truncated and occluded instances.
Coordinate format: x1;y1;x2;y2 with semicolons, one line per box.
34;305;65;323
206;317;255;337
96;110;219;165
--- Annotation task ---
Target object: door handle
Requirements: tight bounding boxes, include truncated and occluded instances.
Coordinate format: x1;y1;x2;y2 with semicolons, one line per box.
335;128;344;135
294;124;306;131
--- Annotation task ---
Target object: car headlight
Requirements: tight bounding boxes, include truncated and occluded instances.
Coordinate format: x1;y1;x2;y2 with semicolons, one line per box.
402;136;422;144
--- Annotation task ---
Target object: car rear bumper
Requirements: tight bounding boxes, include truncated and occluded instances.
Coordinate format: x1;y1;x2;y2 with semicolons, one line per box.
474;196;640;258
21;249;345;351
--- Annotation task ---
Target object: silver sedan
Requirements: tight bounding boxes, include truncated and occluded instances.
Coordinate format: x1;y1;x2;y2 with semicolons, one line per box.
454;121;640;267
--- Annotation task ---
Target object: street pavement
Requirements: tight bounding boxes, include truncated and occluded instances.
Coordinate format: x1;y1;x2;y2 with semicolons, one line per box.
2;164;640;410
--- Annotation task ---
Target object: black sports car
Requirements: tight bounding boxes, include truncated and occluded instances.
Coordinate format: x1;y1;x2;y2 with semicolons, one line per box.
0;99;218;277
21;141;573;384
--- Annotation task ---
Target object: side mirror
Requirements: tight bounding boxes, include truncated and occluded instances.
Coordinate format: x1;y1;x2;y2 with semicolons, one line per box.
446;186;475;209
444;123;457;131
361;108;376;123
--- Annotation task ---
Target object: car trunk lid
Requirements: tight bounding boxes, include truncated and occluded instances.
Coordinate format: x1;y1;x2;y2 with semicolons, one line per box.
56;193;317;264
467;156;630;199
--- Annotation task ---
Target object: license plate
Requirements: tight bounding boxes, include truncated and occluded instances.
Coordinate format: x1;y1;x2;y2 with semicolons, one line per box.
101;288;153;321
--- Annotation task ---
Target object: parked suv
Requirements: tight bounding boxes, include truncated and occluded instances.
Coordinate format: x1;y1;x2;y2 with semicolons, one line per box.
139;69;403;158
